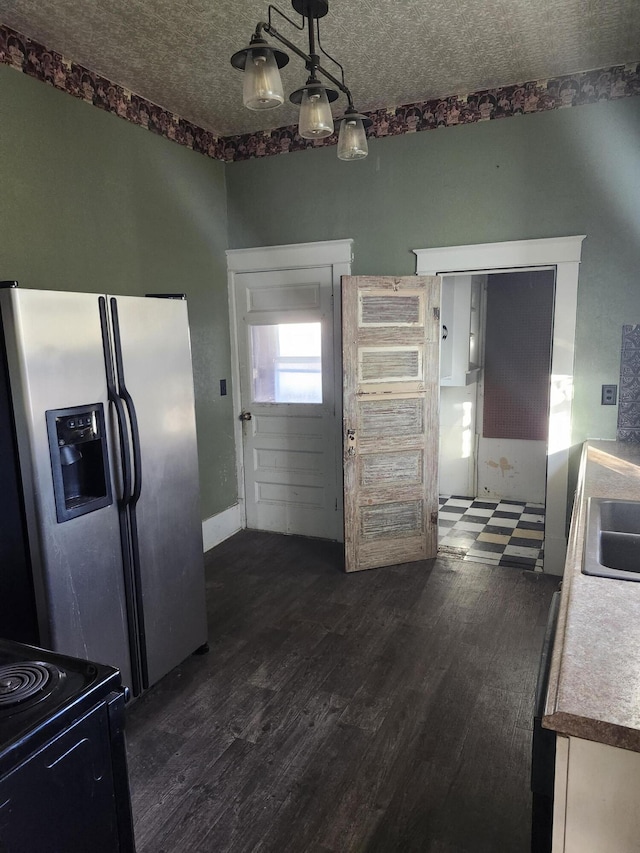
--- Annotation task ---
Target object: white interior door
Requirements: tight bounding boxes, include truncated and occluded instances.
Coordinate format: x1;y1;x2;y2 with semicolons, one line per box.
235;266;340;540
342;276;441;572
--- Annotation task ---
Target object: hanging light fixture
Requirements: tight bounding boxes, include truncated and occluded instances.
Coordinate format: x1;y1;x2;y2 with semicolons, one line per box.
291;78;337;139
230;0;370;159
232;33;289;111
336;105;372;160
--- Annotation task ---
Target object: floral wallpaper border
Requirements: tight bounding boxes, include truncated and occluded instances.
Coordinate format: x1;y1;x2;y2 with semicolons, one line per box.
0;25;226;159
2;23;639;163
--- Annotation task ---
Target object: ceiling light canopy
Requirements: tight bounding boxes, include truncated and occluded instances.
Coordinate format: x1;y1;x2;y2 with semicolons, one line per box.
231;0;372;160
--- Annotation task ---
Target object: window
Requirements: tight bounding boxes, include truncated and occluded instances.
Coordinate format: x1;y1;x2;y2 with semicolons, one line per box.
250;323;322;403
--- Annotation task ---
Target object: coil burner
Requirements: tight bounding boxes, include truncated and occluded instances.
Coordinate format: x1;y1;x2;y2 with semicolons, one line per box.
0;662;63;712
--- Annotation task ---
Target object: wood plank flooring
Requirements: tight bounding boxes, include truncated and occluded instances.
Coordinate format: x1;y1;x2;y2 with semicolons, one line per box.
126;530;558;853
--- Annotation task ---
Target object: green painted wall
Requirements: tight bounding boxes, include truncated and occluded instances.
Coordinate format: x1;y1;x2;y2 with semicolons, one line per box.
0;65;236;519
226;97;640;447
3;59;639;523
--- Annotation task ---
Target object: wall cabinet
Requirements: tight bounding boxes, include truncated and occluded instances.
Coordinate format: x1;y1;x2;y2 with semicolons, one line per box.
439;274;483;386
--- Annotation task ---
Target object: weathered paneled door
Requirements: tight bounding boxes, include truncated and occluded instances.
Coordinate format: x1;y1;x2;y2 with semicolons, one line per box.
235;266;340;540
342;276;441;572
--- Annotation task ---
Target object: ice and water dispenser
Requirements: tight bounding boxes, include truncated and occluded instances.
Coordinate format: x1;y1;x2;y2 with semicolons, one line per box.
46;404;112;522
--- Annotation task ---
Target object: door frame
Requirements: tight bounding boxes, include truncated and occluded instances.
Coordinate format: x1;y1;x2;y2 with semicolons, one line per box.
226;239;353;533
414;235;586;575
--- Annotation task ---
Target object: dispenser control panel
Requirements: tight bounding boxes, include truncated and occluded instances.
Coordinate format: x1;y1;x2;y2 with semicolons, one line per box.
55;410;101;446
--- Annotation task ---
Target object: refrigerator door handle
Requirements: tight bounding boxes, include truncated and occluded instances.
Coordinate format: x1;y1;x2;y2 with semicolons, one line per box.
99;297;133;506
110;297;149;690
109;298;142;506
100;296;143;697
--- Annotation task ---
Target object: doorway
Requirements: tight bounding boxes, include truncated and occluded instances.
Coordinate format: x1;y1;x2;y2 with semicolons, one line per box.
414;236;585;576
227;240;352;541
438;269;555;570
233;266;337;539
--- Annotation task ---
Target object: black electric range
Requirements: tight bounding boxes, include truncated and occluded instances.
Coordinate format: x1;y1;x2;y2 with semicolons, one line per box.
0;638;136;852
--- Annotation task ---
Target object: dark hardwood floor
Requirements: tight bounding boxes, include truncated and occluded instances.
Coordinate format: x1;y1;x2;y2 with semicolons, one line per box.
126;530;558;853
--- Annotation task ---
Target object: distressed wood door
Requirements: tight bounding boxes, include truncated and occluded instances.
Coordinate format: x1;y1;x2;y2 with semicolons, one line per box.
342;276;441;572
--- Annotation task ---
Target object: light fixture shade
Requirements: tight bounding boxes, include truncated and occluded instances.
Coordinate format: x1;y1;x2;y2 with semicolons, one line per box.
298;87;334;139
243;47;285;110
337;116;368;160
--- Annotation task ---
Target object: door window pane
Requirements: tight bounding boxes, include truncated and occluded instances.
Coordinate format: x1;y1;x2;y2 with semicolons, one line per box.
251;323;322;403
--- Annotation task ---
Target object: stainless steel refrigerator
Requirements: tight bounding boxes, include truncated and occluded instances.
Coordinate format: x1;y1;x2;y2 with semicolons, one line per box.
0;284;208;697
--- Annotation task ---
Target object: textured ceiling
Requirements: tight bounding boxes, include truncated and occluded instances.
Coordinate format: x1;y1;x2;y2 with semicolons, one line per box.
1;0;639;137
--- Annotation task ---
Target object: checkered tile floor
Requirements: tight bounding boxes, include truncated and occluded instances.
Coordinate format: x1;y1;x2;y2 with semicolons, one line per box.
438;495;545;571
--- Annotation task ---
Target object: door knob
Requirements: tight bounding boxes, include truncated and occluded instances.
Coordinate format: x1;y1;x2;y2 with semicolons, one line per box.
239;411;252;421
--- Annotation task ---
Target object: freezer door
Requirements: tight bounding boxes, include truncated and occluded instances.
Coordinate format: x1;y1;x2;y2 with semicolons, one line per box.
110;295;207;687
0;289;134;691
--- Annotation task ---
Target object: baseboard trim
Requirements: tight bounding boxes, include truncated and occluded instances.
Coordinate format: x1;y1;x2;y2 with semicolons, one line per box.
202;504;242;552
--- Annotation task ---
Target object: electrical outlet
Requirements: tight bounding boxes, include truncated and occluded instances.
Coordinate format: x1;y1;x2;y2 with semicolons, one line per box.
601;384;617;405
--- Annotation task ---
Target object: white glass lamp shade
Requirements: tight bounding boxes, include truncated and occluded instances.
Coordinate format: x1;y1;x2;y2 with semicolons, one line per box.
243;48;285;110
298;88;334;139
337;116;368;160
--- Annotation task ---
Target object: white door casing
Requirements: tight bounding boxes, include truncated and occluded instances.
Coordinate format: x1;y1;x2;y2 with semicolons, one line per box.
227;240;352;540
342;275;441;573
414;235;586;575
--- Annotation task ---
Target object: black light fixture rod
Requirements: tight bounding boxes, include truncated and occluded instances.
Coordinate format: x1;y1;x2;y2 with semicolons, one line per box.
253;21;309;67
307;11;317;69
255;20;353;101
267;3;305;32
315;19;346;88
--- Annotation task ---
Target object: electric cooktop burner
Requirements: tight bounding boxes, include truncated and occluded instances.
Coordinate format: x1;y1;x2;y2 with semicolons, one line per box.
0;639;126;769
0;662;63;712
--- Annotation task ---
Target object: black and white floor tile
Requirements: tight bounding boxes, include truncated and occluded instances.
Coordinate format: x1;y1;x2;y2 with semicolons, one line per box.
438;495;545;571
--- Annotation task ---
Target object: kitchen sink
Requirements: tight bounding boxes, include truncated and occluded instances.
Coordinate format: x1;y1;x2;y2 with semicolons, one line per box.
583;498;640;580
598;499;640;535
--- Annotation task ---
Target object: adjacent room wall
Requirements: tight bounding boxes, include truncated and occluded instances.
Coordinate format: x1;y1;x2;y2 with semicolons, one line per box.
226;97;640;448
0;65;237;521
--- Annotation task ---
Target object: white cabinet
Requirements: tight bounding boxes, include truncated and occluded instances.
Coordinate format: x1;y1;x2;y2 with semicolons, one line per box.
553;734;640;852
439;274;483;386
